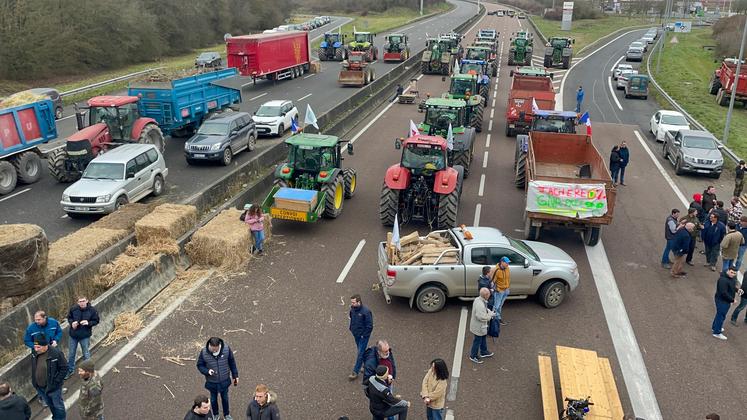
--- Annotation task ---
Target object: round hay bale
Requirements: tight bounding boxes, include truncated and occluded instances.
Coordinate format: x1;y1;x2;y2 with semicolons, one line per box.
0;224;49;298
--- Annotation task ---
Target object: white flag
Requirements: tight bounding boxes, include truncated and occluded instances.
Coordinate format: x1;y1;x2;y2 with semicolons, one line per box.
409;120;419;137
446;123;454;150
454;59;461;75
392;213;401;251
304;103;319;129
532;98;540;113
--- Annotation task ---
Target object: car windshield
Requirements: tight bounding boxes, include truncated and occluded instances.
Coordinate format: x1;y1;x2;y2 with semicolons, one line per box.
402;144;446;170
82;162;124;180
256;105;282;117
683;136;717;149
630;42;643;48
507;236;539;261
197;121;229;135
661;114;688;125
197;53;215;60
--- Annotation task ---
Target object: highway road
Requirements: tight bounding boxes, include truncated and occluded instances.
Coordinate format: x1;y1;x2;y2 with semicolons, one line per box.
0;0;478;241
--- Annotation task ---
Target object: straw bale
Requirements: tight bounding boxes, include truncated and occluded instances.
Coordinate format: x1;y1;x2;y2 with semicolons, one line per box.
0;92;49;109
135;204;197;245
47;227;129;281
186;208;251;271
101;311;143;346
0;224;49;297
93;203;156;231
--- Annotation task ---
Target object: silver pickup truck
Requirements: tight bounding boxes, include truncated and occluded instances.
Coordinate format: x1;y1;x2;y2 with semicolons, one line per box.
377;227;579;312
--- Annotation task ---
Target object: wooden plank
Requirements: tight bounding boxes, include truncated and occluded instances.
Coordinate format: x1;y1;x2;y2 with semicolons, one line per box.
598;358;624;420
556;345;613;419
538;355;560;420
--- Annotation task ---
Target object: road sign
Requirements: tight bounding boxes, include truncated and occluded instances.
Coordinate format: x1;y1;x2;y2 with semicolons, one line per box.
561;2;574;31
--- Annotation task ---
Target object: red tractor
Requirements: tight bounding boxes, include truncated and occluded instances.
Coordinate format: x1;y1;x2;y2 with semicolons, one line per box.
47;96;164;182
380;135;463;229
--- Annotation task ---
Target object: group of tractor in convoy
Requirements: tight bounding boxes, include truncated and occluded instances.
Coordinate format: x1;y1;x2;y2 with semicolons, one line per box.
332;30;411;87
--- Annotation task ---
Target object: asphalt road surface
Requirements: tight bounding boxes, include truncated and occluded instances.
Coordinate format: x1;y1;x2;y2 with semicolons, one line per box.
31;6;747;420
1;0;477;241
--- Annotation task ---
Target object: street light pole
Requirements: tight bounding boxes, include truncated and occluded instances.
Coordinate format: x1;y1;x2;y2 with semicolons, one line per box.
655;0;672;74
420;0;423;16
722;15;747;144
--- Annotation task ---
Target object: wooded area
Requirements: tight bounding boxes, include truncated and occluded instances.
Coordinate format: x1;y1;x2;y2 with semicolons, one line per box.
298;0;445;14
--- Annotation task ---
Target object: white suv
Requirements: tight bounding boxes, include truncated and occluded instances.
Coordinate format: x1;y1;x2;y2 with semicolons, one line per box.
253;100;299;137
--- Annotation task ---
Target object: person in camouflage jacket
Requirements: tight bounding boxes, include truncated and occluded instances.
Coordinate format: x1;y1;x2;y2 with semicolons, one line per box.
78;360;103;420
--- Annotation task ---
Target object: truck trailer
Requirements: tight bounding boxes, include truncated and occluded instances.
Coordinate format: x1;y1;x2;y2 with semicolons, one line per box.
227;31;311;82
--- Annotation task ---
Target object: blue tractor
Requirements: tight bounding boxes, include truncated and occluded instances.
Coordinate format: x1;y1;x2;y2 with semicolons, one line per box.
319;33;346;61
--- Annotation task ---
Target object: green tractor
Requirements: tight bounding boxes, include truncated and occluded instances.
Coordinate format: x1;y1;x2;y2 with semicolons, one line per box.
421;38;455;75
508;32;533;66
383;33;410;62
444;74;486;133
262;133;357;222
347;31;378;62
459;59;492;98
417;98;477;177
464;46;497;77
439;32;464;59
543;37;574;69
318;32;346;61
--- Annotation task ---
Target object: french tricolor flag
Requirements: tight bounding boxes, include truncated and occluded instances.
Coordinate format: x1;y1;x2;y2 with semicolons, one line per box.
578;111;592;136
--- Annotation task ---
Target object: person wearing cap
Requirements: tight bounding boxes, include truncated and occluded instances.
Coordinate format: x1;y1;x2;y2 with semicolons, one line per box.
78;360;103;420
364;365;409;420
0;380;31;420
712;265;740;340
30;334;67;419
735;160;746;197
690;193;706;225
489;256;511;325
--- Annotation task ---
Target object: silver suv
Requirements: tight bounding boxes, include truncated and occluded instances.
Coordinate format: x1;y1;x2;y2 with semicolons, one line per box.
663;129;723;178
61;144;168;217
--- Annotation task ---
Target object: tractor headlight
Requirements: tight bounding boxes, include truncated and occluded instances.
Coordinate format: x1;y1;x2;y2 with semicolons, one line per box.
210;143;222;151
62;194;70;202
96;194;111;203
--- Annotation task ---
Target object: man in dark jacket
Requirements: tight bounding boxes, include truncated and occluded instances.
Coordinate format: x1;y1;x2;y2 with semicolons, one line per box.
618;141;630;185
712;200;728;225
609;146;623;186
730;272;747;325
196;337;238;420
31;335;67;420
478;266;495;308
681;208;702;266
246;384;280;420
670;222;694;278
362;340;397;385
348;294;374;380
66;296;100;379
702;186;717;214
712;266;740;340
735;160;745;197
0;380;31;420
365;366;410;420
661;209;680;268
184;395;212;420
702;213;726;271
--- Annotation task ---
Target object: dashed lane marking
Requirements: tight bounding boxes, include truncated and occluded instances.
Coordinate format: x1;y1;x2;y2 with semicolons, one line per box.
0;187;30;203
491;98;496;108
488;119;493;132
303;74;316;79
485;133;491;148
490;108;494;119
297;93;313;102
249;92;268;101
336;239;366;283
447;307;470;402
473;203;481;227
482;151;488;168
478;174;485;196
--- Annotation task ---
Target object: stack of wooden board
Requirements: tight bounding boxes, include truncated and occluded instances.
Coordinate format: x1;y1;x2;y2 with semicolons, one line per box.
385;231;459;265
273;188;317;212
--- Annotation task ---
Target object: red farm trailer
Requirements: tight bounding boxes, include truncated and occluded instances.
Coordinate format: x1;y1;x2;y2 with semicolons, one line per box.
227;31;311;83
709;58;747;107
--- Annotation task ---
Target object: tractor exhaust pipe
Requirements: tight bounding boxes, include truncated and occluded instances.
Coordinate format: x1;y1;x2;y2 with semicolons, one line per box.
73;103;85;131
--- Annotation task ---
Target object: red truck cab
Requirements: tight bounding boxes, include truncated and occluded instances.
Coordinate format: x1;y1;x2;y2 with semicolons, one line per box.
505;67;556;137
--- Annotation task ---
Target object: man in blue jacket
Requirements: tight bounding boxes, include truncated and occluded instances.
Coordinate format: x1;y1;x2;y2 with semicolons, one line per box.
702;213;726;272
575;86;584;113
196;337;239;420
65;296;100;379
24;311;62;350
618;141;630;186
348;294;373;380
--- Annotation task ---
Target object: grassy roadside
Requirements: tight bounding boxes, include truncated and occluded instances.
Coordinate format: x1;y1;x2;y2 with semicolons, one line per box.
530;15;657;51
648;28;747;157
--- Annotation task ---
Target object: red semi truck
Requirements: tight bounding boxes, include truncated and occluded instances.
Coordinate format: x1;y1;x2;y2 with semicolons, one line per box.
227;31;311;83
708;58;747;107
505;67;556;137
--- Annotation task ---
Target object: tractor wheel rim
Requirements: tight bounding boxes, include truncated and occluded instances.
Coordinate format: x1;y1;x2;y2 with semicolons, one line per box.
350;175;356;193
335;183;343;209
26;161;38;176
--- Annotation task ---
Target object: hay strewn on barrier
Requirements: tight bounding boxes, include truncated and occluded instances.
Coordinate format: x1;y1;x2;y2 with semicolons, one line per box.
93;203;156;231
46;227;129;281
101;311;143;346
0;224;49;297
93;240;180;289
186;209;251;271
135;204;197;245
0;92;49;109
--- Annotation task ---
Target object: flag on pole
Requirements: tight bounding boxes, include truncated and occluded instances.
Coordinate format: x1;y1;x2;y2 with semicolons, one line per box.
578;111;592;136
454;59;461;75
446;123;454;150
304;104;318;129
409;120;419;137
392;213;401;251
531;98;540;113
290;116;299;134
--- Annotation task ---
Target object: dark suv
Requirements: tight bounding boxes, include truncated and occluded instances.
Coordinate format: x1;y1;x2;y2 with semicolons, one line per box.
195;52;223;68
184;112;257;166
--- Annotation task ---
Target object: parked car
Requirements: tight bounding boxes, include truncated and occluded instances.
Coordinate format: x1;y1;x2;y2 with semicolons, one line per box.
650;110;690;142
518;12;527;19
612;63;633;80
253;100;299;136
195;52;222;68
663;129;723;178
641;33;655;44
624;74;649;99
27;88;64;120
626;46;644;62
497;10;504;16
636;38;649;52
184;111;256;166
617;69;638;88
646;28;659;39
60;144;167;217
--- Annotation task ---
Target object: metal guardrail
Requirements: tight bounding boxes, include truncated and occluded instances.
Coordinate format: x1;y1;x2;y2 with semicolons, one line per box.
60;67;165;97
645;34;742;164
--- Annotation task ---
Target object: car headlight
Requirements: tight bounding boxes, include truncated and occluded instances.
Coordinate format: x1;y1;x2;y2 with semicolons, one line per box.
62;194;70;202
96;194;111;203
184;143;190;151
210;143;222;151
715;158;724;165
683;155;696;163
571;266;578;277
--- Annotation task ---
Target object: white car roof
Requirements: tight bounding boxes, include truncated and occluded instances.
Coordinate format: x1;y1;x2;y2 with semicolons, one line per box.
260;100;292;107
616;64;633;69
92;144;157;163
658;110;685;117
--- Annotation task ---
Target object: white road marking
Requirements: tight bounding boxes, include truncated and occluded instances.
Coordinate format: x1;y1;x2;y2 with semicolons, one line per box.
446;409;455;420
491;99;496;108
493;90;496;99
473;203;481;226
490;108;494;119
633;130;688;206
0;187;30;203
350;74;424;144
609;55;625;72
47;269;215;420
297;93;313;102
61;214;68;219
336;239;366;283
249;92;268;101
488;119;493;132
607;77;624;111
59;114;76;121
485;133;491;148
478;174;485;196
447;307;469;401
482;151;488;168
303;74;316;79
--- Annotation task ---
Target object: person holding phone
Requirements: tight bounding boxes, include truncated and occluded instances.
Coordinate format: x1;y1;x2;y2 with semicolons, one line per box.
196;337;239;420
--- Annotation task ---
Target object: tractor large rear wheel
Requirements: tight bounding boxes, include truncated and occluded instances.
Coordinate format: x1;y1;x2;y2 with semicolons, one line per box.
12;151;42;184
708;74;721;95
514;153;527;188
479;83;489;99
322;175;344;218
0;161;17;195
343;168;357;198
379;184;399;226
451;151;472;178
473;102;484;132
318;48;327;61
47;148;78;183
137;123;165;154
334;47;344;61
437;186;460;229
544;55;552;67
562;56;570;69
508;52;515;66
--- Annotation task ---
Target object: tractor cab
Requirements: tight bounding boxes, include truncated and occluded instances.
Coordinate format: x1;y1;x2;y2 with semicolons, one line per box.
448;75;479;99
322;33;343;47
84;96;142;141
351;32;374;47
465;46;491;61
277;134;351;187
398;136;448;175
344;51;366;69
420;98;467;136
385;34;405;49
529;110;578;133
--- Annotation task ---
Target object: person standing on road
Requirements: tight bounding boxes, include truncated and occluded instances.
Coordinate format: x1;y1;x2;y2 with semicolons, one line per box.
618;141;630;185
362;340;397;386
712;266;740;340
730;274;747;326
77;360;103;420
575;86;584;113
0;380;31;420
348;294;374;381
184;395;212;420
735;216;747;269
196;337;239;420
690;193;706;225
728;196;743;224
365;366;410;420
609;146;623;186
712;201;729;225
702;213;726;272
30;335;67;420
490;257;511;325
65;296;99;379
721;222;744;272
391;84;404;103
735;160;746;197
24;311;62;350
681;208;702;266
703;186;718;215
478;266;495;308
420;359;449;420
661;209;681;269
468;288;495;364
245;205;267;255
246;384;280;420
670;222;694;278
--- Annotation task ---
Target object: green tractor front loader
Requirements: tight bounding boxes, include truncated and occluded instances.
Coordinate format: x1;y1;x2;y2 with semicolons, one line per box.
543;37;574;69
